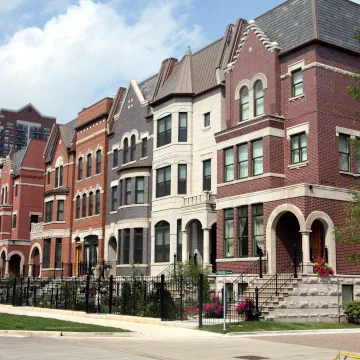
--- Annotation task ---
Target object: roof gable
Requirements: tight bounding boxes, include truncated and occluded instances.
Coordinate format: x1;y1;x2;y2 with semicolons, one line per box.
0;103;56;119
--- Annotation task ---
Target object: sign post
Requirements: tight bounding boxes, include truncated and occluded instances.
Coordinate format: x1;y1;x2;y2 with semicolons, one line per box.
223;273;226;332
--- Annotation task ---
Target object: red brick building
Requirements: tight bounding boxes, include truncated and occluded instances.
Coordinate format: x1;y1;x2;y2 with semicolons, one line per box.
30;98;113;276
0;139;47;277
0;103;55;158
215;0;360;278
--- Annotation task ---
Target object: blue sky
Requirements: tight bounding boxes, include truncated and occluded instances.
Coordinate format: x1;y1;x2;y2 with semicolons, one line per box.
0;0;358;123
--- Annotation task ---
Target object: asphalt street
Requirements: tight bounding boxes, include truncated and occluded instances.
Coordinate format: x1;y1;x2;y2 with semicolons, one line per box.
1;334;358;360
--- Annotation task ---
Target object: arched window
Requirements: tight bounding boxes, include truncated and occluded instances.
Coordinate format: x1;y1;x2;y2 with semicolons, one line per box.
123;138;129;164
82;193;87;218
155;221;170;263
4;186;7;204
55;166;63;187
86;153;92;177
240;86;249;121
88;192;94;216
130;135;136;162
95;189;101;215
76;196;81;219
96;149;102;175
78;158;83;180
1;188;4;205
254;80;264;116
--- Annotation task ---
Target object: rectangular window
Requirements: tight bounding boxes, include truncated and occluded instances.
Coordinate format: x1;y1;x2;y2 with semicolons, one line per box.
135;177;144;204
177;219;182;262
123;229;130;264
238;206;248;257
178;164;187;194
43;239;51;268
224;209;234;258
111;186;118;211
253;204;264;256
30;215;38;231
155;223;170;262
157;115;172;147
141;138;148;158
88;192;93;216
339;134;350;172
15;184;18;197
252;139;263;176
342;285;354;309
291;133;307;164
238;143;248;179
55;238;62;268
58;166;63;187
203;160;211;191
76;197;81;219
57;200;64;221
87;154;92;177
224;148;234;182
134;228;143;264
96;150;102;174
45;201;53;223
292;69;303;97
78;158;83;180
113;149;118;168
156;166;171;198
12;214;16;229
119;180;123;207
82;195;87;218
47;171;51;185
204;112;210;127
178;112;187;142
95;190;100;215
55;167;59;188
125;178;132;205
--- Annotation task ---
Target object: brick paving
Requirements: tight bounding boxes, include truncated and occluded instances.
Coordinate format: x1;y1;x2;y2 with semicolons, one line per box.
256;333;360;354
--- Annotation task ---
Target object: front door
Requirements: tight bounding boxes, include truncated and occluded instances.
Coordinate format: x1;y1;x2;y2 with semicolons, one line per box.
84;235;98;273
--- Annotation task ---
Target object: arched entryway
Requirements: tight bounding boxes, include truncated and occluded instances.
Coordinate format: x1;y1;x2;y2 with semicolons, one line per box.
187;220;204;264
108;236;117;276
266;204;306;274
30;246;41;277
9;254;21;276
275;212;302;271
0;250;6;278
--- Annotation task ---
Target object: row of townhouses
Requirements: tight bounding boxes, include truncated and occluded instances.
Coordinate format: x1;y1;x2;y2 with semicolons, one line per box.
1;0;360;295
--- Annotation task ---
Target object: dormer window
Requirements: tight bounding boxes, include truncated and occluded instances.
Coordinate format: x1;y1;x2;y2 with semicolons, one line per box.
240;87;249;121
254;80;264;117
55;166;63;188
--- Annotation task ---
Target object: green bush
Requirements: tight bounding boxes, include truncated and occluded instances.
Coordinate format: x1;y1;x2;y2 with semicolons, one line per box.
344;301;360;324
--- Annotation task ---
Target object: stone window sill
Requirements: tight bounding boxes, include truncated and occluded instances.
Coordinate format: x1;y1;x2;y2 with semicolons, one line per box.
74;214;100;221
340;171;360;177
140;156;148;161
288;161;309;170
289;94;305;103
237;114;265;126
110;211;117;215
121;160;136;167
203;126;211;132
118;204;149;209
112;167;118;170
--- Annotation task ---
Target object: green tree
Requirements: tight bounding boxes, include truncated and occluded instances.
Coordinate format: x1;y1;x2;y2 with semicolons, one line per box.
335;30;360;263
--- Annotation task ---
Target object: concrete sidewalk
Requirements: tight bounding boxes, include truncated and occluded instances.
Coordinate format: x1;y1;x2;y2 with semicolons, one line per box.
0;306;219;338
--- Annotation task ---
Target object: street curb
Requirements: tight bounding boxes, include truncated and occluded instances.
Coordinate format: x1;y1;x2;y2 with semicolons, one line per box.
225;328;360;337
0;330;140;338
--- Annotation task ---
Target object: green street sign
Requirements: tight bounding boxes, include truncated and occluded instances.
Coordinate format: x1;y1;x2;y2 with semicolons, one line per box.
216;270;232;275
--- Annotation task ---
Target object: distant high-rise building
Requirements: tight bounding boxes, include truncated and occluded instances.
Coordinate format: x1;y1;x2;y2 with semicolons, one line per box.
0;103;56;158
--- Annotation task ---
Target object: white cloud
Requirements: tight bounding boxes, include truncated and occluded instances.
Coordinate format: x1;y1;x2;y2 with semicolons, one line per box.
0;0;206;122
0;0;26;12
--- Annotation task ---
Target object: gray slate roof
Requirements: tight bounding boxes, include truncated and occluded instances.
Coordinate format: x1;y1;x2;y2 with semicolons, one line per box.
255;0;360;54
11;146;27;176
59;123;76;148
138;73;158;101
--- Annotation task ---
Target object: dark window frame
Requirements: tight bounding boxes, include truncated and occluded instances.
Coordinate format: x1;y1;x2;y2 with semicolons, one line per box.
95;149;102;175
134;228;143;264
113;149;118;168
238;206;248;257
292;69;303;97
130;135;136;161
45;201;53;223
156;166;171;198
155;221;170;263
135;177;144;204
47;171;51;185
76;196;81;219
82;194;87;218
57;200;64;221
125;178;132;205
86;153;92;178
157;115;172;148
177;164;187;194
43;239;51;268
203;159;211;191
178;112;187;142
291;132;307;164
88;192;94;216
240;86;250;121
55;238;62;268
252;139;263;176
95;190;100;215
123;138;129;164
204;112;210;127
111;186;118;211
254;80;264;117
123;229;130;264
78;157;83;180
339;134;351;172
141;138;148;158
252;204;264;256
12;214;16;229
224;208;234;258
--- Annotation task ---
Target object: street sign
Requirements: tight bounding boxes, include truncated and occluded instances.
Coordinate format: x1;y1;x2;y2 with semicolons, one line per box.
216;270;232;275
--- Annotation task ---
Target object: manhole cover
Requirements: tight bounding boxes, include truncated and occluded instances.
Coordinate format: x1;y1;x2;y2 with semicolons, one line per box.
234;357;269;360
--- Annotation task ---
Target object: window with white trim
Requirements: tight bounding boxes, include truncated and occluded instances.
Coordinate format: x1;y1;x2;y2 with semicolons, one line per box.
240;86;249;121
291;133;307;164
252;139;263;176
238;143;248;179
254;80;264;117
292;69;303;97
339;134;350;172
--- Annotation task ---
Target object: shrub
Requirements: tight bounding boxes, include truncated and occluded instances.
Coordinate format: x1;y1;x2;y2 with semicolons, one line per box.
203;294;223;318
344;301;360;324
236;297;255;320
313;257;334;276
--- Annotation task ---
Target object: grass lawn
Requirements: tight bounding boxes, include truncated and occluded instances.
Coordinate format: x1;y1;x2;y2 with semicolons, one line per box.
203;321;359;334
0;313;129;332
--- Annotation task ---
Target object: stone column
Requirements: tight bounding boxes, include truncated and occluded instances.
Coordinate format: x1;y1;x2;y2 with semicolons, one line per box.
5;259;9;277
182;230;188;263
28;263;33;278
39;262;43;278
203;228;210;265
301;230;313;274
